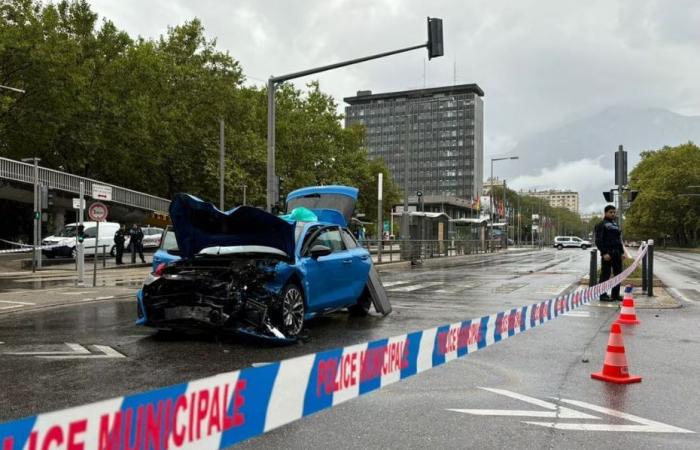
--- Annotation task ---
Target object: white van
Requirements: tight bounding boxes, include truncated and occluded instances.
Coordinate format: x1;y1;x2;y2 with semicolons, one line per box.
42;222;121;259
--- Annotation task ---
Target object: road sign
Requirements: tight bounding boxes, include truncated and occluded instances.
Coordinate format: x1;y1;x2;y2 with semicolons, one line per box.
88;202;108;222
92;184;112;201
72;198;86;210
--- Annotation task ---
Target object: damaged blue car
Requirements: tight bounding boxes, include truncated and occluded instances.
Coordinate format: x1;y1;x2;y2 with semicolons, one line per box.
136;186;389;340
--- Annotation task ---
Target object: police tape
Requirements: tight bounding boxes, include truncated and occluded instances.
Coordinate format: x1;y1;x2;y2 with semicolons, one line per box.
0;238;75;255
0;244;648;449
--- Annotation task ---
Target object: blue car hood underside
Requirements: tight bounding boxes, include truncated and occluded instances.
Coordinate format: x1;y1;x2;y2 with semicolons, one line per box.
170;193;295;260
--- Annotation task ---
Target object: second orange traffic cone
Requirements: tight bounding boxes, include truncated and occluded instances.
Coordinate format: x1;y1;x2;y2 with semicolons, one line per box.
591;322;642;384
616;285;640;325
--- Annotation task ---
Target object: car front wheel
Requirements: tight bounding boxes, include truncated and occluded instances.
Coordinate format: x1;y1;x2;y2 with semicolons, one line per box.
556;244;563;250
581;244;588;249
279;283;305;337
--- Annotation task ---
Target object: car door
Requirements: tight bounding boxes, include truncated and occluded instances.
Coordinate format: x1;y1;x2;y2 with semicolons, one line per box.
301;227;351;310
571;237;582;247
83;226;97;255
341;228;371;301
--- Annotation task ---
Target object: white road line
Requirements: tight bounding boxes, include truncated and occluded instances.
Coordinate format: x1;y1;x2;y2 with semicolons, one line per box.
524;398;695;433
563;311;591;317
3;343;91;356
0;300;35;306
39;345;126;360
389;282;443;292
668;288;699;305
448;388;598;420
381;280;413;287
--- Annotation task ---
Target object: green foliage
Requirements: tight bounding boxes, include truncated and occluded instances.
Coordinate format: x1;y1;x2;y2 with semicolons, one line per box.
625;142;700;246
0;0;399;218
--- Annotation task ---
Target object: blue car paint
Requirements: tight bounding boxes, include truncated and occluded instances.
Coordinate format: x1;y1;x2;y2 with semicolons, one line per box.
138;187;372;329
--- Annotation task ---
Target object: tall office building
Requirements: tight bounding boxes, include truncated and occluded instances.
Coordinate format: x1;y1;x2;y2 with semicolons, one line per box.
344;84;484;202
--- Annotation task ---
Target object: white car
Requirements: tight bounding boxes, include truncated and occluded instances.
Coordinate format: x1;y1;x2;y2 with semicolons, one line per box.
43;222;121;258
110;226;164;256
553;236;592;250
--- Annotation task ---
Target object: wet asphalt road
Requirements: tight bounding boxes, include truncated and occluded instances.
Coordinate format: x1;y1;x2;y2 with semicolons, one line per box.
1;248;699;449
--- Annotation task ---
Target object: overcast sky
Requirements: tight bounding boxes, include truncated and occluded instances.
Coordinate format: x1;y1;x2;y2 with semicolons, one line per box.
88;0;700;211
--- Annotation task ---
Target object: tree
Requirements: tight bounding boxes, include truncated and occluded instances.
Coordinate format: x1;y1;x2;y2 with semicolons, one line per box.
625;142;700;246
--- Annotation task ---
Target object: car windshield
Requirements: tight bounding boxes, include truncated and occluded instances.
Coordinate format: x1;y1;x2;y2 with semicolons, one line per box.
56;225;77;237
161;229;179;251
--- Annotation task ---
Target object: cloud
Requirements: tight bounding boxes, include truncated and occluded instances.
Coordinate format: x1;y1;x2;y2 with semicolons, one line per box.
510;158;613;213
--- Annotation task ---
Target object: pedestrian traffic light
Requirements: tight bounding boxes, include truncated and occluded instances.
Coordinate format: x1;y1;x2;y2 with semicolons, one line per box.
627;190;638;202
33;211;40;220
427;17;444;60
47;191;55;207
603;190;614;202
77;225;85;243
40;184;48;210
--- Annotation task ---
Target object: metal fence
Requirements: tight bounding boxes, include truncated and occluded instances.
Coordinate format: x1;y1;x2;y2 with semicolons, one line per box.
359;239;501;264
0;157;170;212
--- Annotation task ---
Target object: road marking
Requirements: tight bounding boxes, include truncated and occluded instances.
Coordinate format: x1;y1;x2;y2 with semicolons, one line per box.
524;398;694;433
59;291;98;295
2;342;126;359
448;388;694;434
563;311;591;317
0;300;36;310
389;282;443;292
448;388;599;419
668;288;699;305
382;280;413;287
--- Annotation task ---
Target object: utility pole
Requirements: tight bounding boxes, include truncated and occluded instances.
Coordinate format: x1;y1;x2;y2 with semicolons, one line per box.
377;173;383;263
78;182;85;285
21;157;41;272
615;145;627;232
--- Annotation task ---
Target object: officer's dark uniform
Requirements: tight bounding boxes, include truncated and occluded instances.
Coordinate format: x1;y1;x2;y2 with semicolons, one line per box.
595;217;624;300
129;225;146;263
113;228;126;265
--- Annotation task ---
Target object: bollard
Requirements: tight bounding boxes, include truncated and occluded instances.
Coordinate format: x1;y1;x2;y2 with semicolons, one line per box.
641;251;647;292
131;241;136;264
647;239;654;296
589;248;598;287
102;245;106;268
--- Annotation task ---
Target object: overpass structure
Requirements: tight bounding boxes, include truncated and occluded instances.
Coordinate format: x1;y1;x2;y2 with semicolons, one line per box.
1;157;171;232
1;157;170;211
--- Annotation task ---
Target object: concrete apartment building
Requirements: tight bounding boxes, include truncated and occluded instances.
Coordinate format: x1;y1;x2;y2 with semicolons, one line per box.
344;84;485;206
524;189;580;215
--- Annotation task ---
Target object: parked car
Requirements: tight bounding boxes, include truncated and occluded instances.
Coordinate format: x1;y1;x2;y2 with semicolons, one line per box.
553;235;592;250
136;185;381;340
43;222;121;258
109;226;164;256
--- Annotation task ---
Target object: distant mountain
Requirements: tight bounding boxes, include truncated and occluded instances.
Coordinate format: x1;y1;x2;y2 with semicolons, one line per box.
501;106;700;212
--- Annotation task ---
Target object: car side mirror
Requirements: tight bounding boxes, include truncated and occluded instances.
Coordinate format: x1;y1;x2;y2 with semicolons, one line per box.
310;244;332;259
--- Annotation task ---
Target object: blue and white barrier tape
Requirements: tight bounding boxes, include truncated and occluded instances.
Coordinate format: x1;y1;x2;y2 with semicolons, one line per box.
0;244;647;449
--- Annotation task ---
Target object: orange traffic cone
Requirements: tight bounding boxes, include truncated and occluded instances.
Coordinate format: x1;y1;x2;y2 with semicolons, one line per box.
616;285;640;325
591;322;642;384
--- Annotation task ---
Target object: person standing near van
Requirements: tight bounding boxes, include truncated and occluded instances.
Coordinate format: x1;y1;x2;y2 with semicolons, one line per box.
594;205;624;301
130;223;146;263
113;225;126;265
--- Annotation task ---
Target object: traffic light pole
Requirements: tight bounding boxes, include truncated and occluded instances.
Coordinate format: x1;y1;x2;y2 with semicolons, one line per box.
266;18;443;212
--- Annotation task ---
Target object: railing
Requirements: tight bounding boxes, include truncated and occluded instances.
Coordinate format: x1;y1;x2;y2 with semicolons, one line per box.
359;239;501;264
0;157;170;212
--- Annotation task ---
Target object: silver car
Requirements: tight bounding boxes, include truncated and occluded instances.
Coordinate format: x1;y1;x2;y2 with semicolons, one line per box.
553;236;592;250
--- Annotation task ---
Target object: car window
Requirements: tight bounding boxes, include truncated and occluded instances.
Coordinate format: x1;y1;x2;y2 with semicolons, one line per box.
161;229;179;251
341;229;359;249
83;227;97;238
572;237;581;242
310;228;345;253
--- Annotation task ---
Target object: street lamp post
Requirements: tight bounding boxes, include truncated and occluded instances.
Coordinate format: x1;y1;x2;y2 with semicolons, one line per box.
21;157;41;272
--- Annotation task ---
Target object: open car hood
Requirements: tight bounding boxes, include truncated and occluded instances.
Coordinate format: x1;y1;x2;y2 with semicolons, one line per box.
285;185;358;227
169;194;295;260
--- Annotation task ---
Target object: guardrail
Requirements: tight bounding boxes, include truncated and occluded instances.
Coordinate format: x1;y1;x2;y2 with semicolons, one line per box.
0;157;170;212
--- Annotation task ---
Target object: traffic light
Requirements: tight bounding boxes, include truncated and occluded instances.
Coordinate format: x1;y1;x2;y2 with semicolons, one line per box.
77;224;85;243
628;190;639;202
603;190;614;202
427;17;444;60
47;190;55;207
615;146;628;186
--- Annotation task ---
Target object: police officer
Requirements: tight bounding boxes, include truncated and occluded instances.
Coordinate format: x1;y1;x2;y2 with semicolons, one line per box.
129;223;146;263
113;224;126;265
595;205;625;301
